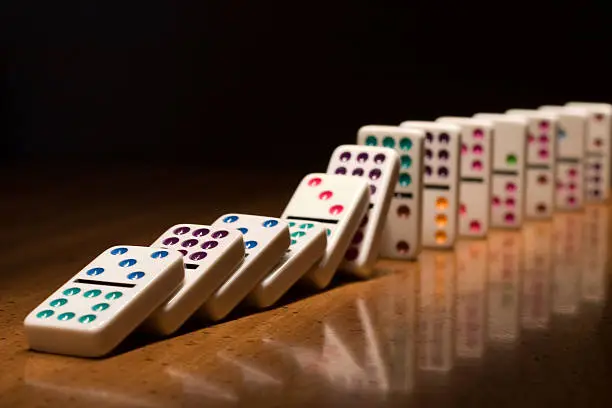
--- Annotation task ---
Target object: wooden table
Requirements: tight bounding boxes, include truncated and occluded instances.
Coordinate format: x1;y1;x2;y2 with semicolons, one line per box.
1;160;611;407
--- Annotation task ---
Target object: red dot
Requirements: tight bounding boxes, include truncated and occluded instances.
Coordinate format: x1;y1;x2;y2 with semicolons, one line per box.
308;177;322;186
461;144;468;155
506;198;515;207
537;175;548;184
538;149;549;158
492;196;501;206
539;120;549;130
319;190;333;200
506;182;516;192
396;241;409;254
345;247;359;261
397;205;410;218
539;135;549;144
472;160;483;171
568;183;576;190
473;144;483;155
329;205;344;215
556;180;564;190
568;168;577;177
469;220;481;232
528;134;535;143
460;203;467;215
567;196;576;205
473;129;484;139
504;213;515;223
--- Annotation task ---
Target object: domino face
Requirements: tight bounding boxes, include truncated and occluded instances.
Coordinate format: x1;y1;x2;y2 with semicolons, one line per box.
246;221;327;308
144;224;245;335
24;245;184;357
473;113;527;229
505;109;557;219
280;173;370;289
400;121;461;249
325;144;399;276
437;117;493;238
201;214;290;321
357;125;425;260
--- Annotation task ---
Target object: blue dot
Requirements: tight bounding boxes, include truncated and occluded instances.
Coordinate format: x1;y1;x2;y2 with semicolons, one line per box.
223;215;239;223
245;240;258;249
558;129;567;139
151;250;169;259
119;259;137;267
86;267;104;276
127;271;145;280
111;247;128;255
263;219;278;228
238;227;248;234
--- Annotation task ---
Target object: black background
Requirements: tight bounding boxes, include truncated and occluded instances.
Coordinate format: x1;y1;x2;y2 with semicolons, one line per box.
1;2;610;170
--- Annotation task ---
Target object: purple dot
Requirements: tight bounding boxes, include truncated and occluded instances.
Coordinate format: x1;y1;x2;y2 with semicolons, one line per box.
369;169;382;180
593;163;602;170
340;152;351;162
178;249;188;256
438;166;449;177
360;215;369;227
425;132;434;143
182;239;199;247
357;153;369;163
335;167;347;175
425;165;432;176
425;149;433;159
504;213;515;223
212;230;229;239
370;184;377;195
189;252;208;261
352;168;364;176
162;237;179;246
374;153;386;164
439;133;450;143
201;240;218;250
193;228;210;237
173;226;190;235
438;150;449;160
345;247;359;261
352;231;364;244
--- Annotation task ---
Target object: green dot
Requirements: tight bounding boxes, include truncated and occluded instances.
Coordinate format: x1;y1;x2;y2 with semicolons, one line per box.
50;298;68;308
400;155;412;169
400;138;412;151
288;222;296;227
83;289;102;298
92;303;110;312
382;136;395;148
79;314;97;324
291;231;306;238
326;229;332;236
37;310;54;319
299;223;314;229
399;173;412;186
105;291;123;300
506;154;517;165
365;135;377;146
291;239;297;245
63;287;81;296
57;312;75;321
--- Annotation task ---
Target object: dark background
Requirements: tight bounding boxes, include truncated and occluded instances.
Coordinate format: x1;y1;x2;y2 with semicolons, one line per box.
1;2;610;171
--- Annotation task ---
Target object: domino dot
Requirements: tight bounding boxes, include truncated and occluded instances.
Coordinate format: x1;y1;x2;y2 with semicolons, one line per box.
340;152;351;162
92;303;109;312
539;135;549;144
400;138;412;150
83;289;101;298
63;288;81;296
558;128;567;139
568;168;577;177
472;160;482;171
319;190;333;200
424;166;432;176
473;129;484;139
438;133;450;143
595;113;605;122
357;153;369;163
568;182;576;190
151;250;169;259
567;196;576;205
528;134;535;144
435;214;447;227
469;220;481;232
425;149;433;159
506;154;517;165
50;298;68;307
506;198;515;207
504;213;515;223
435;231;447;244
37;310;54;319
79;315;97;324
329;205;344;215
360;215;369;227
438;150;449;160
182;239;199;248
352;231;364;244
460;204;466;215
538;149;549;159
173;226;191;234
237;227;248;234
335;167;347;175
245;240;258;249
593;176;601;183
263;219;279;228
288;222;296;227
505;182;516;192
425;132;434;143
58;312;75;321
291;239;297;245
162;237;179;246
190;252;208;261
382;137;395;148
438;167;449;177
400;155;412;169
461;144;467;155
492;196;501;206
594;138;603;147
212;230;229;239
110;247;129;255
127;272;145;280
369;169;382;180
308;177;322;186
370;185;377;195
178;250;188;256
345;247;359;261
539;120;549;131
365;135;377;145
86;267;104;276
536;203;547;213
119;259;137;267
435;197;448;210
193;228;210;237
300;223;314;229
537;175;547;184
397;205;410;218
374;153;386;164
396;241;410;254
326;229;332;236
352;168;364;176
202;241;219;250
399;173;411;186
291;231;306;238
473;144;483;155
105;291;123;300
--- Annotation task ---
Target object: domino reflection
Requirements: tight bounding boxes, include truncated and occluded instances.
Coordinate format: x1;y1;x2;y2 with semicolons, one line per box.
217;352;283;389
166;367;239;405
552;213;584;315
582;205;609;303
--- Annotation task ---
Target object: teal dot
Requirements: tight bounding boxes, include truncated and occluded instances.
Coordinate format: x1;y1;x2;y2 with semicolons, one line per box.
92;302;110;312
299;223;314;229
382;137;395;148
50;298;68;308
400;155;412;169
37;310;54;319
291;231;306;238
291;239;297;245
326;229;332;236
79;314;97;324
365;135;377;146
57;312;75;321
288;222;296;227
399;173;412;186
400;138;412;151
105;291;123;300
63;287;81;296
83;289;102;298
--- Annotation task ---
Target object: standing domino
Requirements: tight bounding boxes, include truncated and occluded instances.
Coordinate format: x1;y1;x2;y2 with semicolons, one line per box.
505;109;558;219
325;145;399;276
400;121;461;249
246;221;327;308
281;173;370;289
201;214;290;321
357;125;425;260
144;224;245;335
473;113;528;229
436;117;493;238
24;245;184;357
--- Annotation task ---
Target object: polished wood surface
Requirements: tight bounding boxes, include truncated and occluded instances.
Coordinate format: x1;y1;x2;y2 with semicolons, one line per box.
1;162;611;407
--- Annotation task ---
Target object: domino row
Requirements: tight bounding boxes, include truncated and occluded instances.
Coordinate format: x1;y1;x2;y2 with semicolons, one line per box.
23;101;611;358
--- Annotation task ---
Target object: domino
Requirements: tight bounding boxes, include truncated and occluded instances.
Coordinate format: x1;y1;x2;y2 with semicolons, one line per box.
505;109;558;219
473;113;528;229
539;105;587;210
143;224;245;335
246;221;327;308
24;245;184;357
325;144;399;276
357;125;425;260
436;117;494;238
280;173;370;289
200;214;290;321
399;121;461;249
565;102;612;201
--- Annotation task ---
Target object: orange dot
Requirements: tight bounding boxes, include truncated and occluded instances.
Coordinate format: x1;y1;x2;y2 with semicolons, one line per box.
435;230;447;244
435;214;447;227
435;197;448;210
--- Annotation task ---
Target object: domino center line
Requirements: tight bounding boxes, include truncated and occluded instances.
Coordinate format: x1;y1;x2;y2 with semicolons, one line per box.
393;192;413;199
557;157;581;163
492;169;519;176
527;164;551;170
423;184;451;191
73;278;136;288
460;177;485;183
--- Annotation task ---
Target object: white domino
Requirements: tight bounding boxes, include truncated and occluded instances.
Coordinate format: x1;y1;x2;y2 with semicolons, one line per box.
400;121;461;249
201;214;290;321
325;144;399;276
280;173;370;289
357;125;425;260
505;109;558;219
246;221;327;308
566;102;612;201
473;113;528;229
24;245;184;357
436;117;493;238
143;224;245;335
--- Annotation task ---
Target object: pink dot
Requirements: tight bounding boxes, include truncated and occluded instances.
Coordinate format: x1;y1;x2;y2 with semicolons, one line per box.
506;198;515;207
556;180;564;190
568;183;576;190
567;196;576;205
539;149;549;159
473;129;484;139
308;177;322;186
469;220;481;232
329;205;344;215
539;120;549;130
568;168;577;177
504;213;515;223
473;144;483;155
492;196;501;206
319;190;333;200
460;203;467;215
506;182;516;192
528;134;535;144
472;160;483;171
461;144;468;154
539;135;549;144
